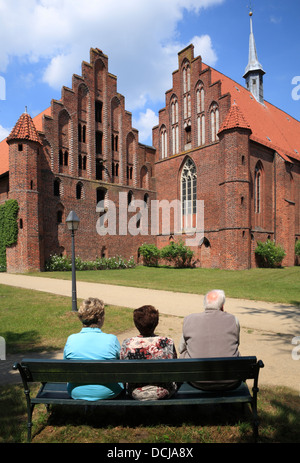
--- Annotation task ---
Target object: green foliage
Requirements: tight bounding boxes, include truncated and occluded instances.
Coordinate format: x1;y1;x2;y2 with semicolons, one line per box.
295;240;300;257
160;240;194;268
138;243;161;267
3;199;19;246
0;204;6;271
255;239;286;268
139;241;194;268
0;199;19;271
45;254;136;271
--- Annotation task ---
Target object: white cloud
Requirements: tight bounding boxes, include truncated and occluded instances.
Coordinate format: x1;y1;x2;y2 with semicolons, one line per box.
190;35;218;66
270;15;282;25
133;109;158;144
0;0;224;139
0;0;223;98
0;125;10;142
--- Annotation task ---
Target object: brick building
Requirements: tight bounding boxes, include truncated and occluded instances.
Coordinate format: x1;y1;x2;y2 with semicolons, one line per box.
0;48;156;272
0;15;299;272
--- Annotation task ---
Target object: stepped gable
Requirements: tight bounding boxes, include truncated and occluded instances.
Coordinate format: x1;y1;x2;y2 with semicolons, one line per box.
218;102;251;134
6;110;41;145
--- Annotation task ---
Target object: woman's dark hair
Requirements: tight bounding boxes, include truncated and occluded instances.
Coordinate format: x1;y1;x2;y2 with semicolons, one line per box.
133;305;159;336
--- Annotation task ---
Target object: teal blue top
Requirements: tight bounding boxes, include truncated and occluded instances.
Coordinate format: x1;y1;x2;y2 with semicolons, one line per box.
63;327;123;401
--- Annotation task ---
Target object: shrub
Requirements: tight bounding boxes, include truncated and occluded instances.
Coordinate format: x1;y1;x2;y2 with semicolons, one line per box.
295;241;300;265
255;240;286;268
138;243;160;267
45;255;136;271
160;240;194;268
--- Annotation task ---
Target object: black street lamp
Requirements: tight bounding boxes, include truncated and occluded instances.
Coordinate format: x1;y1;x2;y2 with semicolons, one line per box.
66;211;80;312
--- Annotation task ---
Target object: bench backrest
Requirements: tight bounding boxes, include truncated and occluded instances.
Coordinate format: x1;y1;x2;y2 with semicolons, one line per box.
15;356;263;385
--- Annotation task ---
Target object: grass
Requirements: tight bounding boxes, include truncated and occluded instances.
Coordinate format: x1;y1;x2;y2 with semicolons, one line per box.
0;284;134;354
1;383;299;443
29;265;300;305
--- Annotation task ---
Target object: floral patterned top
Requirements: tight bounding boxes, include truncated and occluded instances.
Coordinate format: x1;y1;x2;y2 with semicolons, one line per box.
120;335;178;401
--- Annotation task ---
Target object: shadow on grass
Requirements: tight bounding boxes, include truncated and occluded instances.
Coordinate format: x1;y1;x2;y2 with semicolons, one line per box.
2;331;60;354
2;385;299;443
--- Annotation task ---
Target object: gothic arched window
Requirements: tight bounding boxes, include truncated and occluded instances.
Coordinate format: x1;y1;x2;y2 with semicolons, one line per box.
181;158;197;230
254;162;263;214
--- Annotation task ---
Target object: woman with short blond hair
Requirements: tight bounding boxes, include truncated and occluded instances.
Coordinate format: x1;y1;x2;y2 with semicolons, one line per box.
64;297;123;400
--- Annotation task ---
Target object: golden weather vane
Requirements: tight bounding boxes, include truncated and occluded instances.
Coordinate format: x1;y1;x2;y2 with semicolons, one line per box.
247;1;254;15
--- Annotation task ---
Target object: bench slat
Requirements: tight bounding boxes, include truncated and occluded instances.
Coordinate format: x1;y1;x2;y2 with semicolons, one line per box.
32;381;252;407
19;357;259;384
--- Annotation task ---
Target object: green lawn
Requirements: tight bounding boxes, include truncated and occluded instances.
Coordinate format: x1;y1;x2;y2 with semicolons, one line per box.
29;265;300;305
1;383;299;443
0;285;133;354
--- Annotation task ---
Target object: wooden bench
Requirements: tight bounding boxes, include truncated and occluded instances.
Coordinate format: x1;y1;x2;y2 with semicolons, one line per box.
13;356;264;443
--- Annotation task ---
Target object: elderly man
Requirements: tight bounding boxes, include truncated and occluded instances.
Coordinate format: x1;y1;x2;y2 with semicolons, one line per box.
179;289;240;390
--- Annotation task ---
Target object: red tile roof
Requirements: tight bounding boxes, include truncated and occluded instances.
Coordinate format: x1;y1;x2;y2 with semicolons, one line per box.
205;64;300;163
218;102;251;133
6;111;41;144
0;107;51;176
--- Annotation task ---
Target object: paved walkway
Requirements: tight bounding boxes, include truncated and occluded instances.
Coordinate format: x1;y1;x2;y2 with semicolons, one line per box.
0;273;299;392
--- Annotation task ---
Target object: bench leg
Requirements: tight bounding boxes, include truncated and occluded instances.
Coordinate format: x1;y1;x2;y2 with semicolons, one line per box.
251;387;260;442
23;386;35;443
26;403;35;443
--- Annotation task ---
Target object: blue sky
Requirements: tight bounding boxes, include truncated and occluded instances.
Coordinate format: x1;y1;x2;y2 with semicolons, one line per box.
0;0;299;146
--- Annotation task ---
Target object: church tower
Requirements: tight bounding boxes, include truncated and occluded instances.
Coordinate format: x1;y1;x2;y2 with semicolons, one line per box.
6;109;42;272
243;11;265;103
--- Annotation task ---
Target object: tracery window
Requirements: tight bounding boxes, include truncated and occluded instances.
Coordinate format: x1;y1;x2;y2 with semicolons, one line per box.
181;158;197;230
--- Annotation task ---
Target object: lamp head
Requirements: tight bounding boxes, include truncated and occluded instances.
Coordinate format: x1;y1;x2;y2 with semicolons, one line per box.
66;211;80;231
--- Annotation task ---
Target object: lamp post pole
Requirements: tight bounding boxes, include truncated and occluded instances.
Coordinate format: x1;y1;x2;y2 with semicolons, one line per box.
66;211;80;312
70;227;77;312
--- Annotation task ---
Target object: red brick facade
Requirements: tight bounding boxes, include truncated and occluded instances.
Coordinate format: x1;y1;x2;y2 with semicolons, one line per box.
0;45;299;272
153;45;300;270
2;48;157;272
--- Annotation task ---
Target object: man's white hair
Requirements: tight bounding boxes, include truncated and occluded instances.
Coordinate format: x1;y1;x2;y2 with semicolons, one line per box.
204;289;225;310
